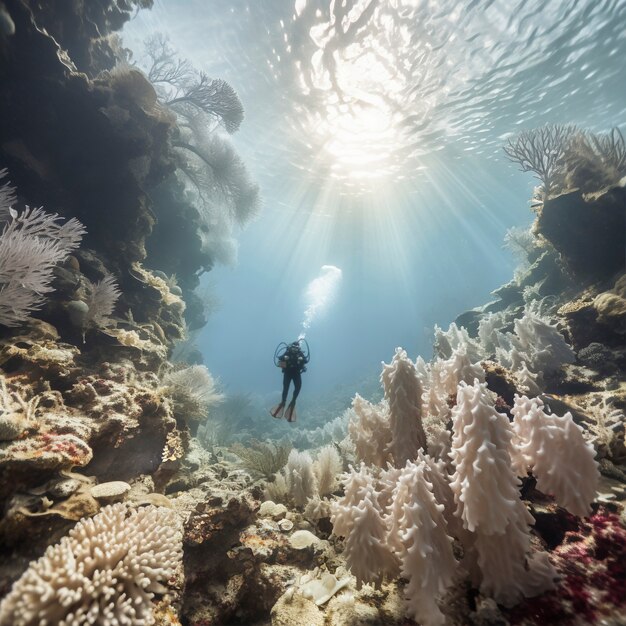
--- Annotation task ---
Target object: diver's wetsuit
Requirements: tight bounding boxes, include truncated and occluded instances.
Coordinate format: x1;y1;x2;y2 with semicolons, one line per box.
279;345;307;406
281;368;302;405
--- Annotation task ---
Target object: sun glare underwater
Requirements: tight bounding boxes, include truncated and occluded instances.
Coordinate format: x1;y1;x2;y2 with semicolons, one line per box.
0;0;625;625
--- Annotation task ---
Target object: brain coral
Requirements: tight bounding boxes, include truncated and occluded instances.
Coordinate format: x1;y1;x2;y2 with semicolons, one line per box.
0;503;183;626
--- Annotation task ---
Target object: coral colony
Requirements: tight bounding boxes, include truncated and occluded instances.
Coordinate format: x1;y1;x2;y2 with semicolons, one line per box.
0;2;625;626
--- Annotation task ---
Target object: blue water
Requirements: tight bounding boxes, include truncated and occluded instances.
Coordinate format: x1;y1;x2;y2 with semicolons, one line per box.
122;0;626;402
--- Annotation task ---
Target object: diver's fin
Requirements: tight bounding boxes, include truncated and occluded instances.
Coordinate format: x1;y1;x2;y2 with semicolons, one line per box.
270;404;285;419
285;404;297;422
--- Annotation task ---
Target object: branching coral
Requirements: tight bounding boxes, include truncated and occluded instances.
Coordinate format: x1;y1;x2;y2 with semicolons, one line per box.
563;127;626;192
0;503;183;626
503;124;578;197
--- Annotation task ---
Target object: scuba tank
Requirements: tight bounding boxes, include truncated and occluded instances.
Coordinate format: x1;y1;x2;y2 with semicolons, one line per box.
274;338;310;372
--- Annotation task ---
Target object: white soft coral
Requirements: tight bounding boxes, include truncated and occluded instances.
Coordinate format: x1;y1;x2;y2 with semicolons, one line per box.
450;380;525;534
331;464;398;588
382;348;427;466
511;394;599;516
394;460;457;626
450;380;556;606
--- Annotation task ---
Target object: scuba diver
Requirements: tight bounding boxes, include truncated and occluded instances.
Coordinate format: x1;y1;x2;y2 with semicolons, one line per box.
271;339;310;422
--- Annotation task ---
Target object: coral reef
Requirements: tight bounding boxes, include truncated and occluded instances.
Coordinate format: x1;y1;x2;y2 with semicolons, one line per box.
0;2;623;625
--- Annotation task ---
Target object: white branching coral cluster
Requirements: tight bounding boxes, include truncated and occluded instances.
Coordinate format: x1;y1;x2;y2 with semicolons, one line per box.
335;319;598;623
438;311;574;394
331;460;456;625
0;503;183;626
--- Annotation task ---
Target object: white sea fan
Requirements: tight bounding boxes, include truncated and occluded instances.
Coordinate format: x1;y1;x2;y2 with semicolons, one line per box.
84;274;121;327
162;364;224;422
0;168;16;222
313;444;342;496
510;395;599;517
0;503;183;626
284;448;318;506
0;172;85;327
264;471;289;502
283;408;351;449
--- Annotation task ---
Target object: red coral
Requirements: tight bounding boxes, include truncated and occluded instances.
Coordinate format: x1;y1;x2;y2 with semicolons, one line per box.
507;507;626;625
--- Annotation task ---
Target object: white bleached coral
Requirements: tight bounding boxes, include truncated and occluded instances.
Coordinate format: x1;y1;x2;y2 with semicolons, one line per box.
440;348;485;396
496;312;575;377
348;394;392;466
340;482;399;589
434;322;483;362
0;503;183;626
284;449;318;507
510;395;599;517
313;444;342;496
330;463;374;538
382;348;427;466
450;380;556;606
450;381;527;534
393;460;457;626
